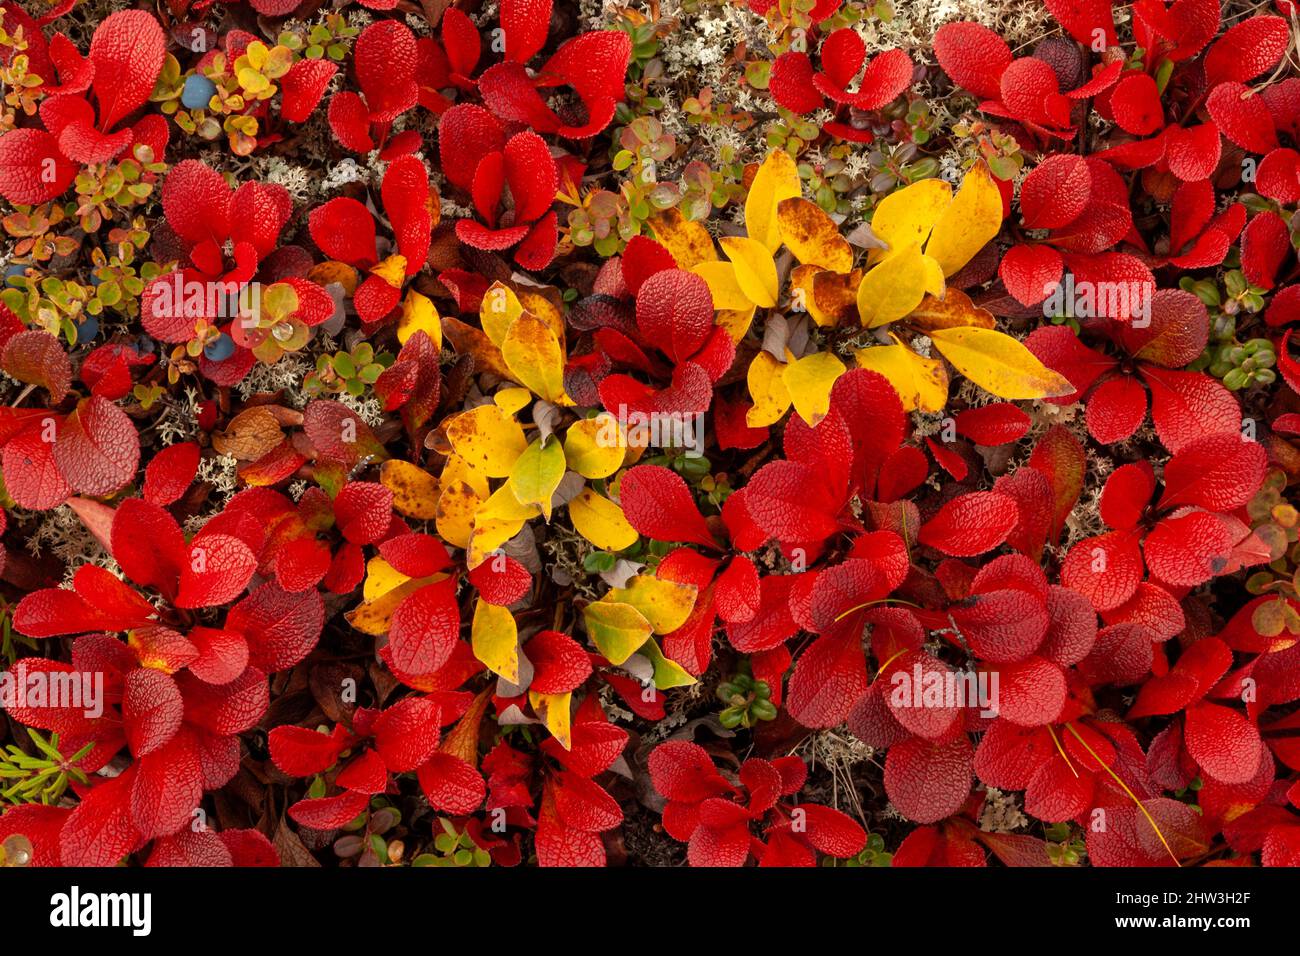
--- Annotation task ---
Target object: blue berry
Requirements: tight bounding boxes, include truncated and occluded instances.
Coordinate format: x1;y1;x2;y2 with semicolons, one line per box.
181;74;218;110
75;315;98;343
204;332;235;362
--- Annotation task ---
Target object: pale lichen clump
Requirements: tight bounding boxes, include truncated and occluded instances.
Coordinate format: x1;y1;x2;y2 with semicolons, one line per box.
27;505;119;582
979;786;1029;833
236;354;314;404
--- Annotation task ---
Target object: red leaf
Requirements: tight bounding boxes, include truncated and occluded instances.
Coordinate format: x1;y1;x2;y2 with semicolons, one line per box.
89;10;166;132
1183;701;1263;785
308;197;377;267
388;580;460;676
122;669;182;758
418;752;486;814
1099;461;1155;530
1206;82;1279;154
525;630;592;694
884;735;973;824
1110;72;1164;135
933;22;1010;100
226;581;324;673
59;770;140;866
1143;510;1234;587
1141;366;1241;454
954;403;1029;446
269;725;349;776
3;419;71;510
374;696;441;772
1204;15;1290;86
786;631;867;728
333;481;394;545
918;492;1017;557
0;128;77;204
648;741;733;802
53;396;139;497
1159;432;1267;512
280;58;337;123
142;440;199;506
130;728;203;840
288;790;370;830
2;330;71;401
617;464;716;547
1084;374;1147;445
176;534;256;609
634;269;714;364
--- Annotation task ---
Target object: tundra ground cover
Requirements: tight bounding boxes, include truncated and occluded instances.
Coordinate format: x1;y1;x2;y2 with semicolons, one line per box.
0;0;1299;869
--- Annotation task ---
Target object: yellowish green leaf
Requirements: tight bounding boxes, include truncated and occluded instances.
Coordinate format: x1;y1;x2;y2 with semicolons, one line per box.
471;598;519;683
605;574;698;634
928;325;1074;400
507;436;566;520
582;601;653;665
502;313;570;405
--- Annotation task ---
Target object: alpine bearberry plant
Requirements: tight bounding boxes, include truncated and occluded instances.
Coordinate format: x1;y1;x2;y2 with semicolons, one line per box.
1;0;1300;874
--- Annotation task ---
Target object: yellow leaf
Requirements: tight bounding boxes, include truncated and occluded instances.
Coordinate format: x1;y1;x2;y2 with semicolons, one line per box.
361;556;409;602
648;208;718;270
857;243;934;327
777;197;853;272
925;162;1003;277
746;350;792;427
854;338;950;412
494;387;532;416
781;351;845;426
719;235;778;308
380;459;441;519
716;304;757;343
502;313;571;404
306;260;358;295
928;326;1074;400
869;178;953;262
568;488;638;551
396;290;442;348
369;254;407;288
746;149;801;253
605;574;698;634
640;638;697;689
563;414;625;479
506;436;566;520
441;452;490;499
440;313;512;379
435;479;483;549
480;281;524;347
468;514;528;569
582;601;653;665
472;599;519;683
691;260;753;311
529;690;572;749
516;289;566;343
445;405;527;478
909;289;996;332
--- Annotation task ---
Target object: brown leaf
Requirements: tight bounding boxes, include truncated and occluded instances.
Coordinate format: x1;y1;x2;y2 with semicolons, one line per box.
213;406;286;461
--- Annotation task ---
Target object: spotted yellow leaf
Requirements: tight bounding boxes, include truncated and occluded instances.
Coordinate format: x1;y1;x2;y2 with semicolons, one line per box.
529;690;572;749
647;208;718;270
605;574;698;634
777;197;853;272
480;281;524;347
502;312;571;405
380;459;440;519
445;404;527;478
